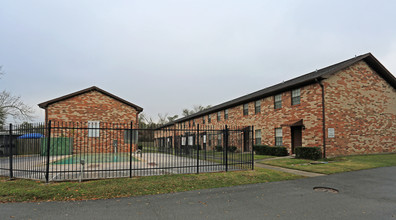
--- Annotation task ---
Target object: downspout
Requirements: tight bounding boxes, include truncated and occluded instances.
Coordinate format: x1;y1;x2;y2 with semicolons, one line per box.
316;78;326;158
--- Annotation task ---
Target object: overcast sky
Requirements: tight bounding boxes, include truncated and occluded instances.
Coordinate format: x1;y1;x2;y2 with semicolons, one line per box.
1;0;396;123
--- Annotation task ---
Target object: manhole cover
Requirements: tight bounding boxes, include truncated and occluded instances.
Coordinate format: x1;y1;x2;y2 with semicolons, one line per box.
313;186;339;193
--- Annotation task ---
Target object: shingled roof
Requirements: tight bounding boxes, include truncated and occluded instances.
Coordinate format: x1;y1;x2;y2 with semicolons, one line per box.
162;53;396;127
38;86;143;112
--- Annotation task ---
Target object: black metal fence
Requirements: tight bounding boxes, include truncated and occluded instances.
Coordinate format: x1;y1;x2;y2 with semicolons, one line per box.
0;121;254;182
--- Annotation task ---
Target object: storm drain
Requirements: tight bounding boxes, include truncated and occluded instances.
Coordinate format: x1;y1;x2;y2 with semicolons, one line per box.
313;186;339;193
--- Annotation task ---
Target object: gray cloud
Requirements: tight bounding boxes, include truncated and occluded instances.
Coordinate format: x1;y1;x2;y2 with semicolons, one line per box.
1;0;395;123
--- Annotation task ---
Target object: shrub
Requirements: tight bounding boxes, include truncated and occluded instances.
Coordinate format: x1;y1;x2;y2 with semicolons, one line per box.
295;147;322;160
192;145;202;150
137;144;143;150
215;145;223;152
254;145;288;156
228;146;237;153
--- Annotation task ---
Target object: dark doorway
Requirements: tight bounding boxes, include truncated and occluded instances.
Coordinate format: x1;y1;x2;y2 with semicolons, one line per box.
242;127;250;152
291;126;302;154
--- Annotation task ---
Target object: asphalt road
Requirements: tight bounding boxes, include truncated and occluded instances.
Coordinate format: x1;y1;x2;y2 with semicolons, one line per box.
1;167;396;220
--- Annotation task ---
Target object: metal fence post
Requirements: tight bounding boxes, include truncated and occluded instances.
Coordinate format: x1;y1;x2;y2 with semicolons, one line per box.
130;121;133;178
8;123;13;179
196;124;200;174
251;126;254;170
45;120;52;183
225;125;229;172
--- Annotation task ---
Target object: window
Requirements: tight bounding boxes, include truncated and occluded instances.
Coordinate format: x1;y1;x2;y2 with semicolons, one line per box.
224;109;228;120
255;129;261;145
274;94;282;109
193;119;195;126
124;129;138;144
208;114;211;123
217;133;222;146
202;116;205;124
217;112;221;121
275;128;283;146
292;88;301;105
255;100;261;114
88;121;100;137
243;104;249;116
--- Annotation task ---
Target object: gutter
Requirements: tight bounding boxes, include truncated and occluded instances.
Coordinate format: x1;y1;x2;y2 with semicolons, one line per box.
316;78;326;158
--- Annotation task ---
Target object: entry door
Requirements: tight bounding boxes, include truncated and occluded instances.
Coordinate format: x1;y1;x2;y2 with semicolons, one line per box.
291;126;302;154
243;127;250;152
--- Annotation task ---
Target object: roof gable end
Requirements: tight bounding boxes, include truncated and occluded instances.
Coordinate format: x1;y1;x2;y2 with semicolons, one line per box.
38;86;143;112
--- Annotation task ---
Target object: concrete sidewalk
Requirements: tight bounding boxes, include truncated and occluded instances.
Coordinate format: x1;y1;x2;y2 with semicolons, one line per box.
255;155;325;177
255;162;326;177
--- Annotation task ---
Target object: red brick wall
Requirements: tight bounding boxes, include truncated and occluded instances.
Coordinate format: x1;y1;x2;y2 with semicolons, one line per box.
324;61;396;157
176;83;324;154
45;90;139;153
168;60;396;157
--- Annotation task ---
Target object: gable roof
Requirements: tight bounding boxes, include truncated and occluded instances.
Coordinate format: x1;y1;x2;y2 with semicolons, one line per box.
163;53;396;127
38;86;143;112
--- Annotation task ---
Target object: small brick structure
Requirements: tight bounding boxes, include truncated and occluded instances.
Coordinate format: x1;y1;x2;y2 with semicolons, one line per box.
159;53;396;157
38;86;143;153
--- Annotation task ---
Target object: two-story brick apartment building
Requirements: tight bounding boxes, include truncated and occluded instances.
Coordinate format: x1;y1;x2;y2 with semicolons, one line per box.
38;86;143;153
161;53;396;157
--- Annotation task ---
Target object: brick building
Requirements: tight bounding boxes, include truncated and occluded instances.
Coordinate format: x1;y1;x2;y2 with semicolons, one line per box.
38;86;143;153
161;53;396;157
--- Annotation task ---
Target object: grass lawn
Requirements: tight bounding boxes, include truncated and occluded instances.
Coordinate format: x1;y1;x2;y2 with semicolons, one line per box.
254;155;275;160
260;153;396;174
0;168;302;203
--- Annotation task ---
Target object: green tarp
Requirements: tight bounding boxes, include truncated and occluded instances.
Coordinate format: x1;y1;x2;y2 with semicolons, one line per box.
41;137;73;156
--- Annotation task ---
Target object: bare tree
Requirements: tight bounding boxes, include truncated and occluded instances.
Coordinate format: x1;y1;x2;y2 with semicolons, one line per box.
0;68;34;127
182;105;212;116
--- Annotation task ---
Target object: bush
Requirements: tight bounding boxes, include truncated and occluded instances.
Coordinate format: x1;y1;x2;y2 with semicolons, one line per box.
215;146;223;152
295;147;322;160
192;145;202;150
254;145;288;156
137;144;143;150
228;146;237;153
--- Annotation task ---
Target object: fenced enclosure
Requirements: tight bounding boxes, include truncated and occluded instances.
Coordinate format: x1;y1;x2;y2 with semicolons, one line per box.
0;121;254;182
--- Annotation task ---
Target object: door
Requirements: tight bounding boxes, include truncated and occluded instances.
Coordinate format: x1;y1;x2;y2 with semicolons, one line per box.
243;127;250;152
291;126;302;154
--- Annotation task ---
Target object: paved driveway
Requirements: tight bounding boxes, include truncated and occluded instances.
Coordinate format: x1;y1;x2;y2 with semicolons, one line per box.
1;167;395;220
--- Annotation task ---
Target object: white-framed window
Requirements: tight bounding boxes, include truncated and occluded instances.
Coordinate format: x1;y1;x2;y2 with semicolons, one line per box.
255;129;262;145
224;109;228;120
255;100;261;114
208;114;211;123
124;130;138;144
88;121;100;137
292;88;301;105
217;133;222;146
217;112;221;121
275;128;283;146
243;104;249;115
202;116;205;124
274;94;282;109
188;136;194;146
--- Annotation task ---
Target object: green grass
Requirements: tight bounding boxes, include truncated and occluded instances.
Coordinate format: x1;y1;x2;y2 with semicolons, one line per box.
53;153;138;164
254;155;275;160
0;168;302;203
260;153;396;174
